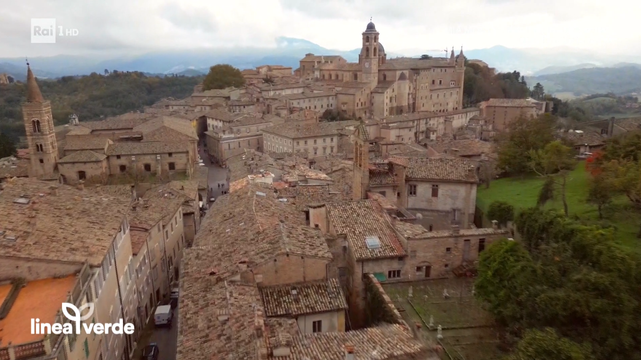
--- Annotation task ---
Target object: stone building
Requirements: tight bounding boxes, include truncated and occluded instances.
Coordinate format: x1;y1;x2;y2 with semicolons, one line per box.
282;91;336;113
204;110;273;166
0;178;136;360
262;120;359;157
353;123;479;229
18;67;199;185
177;182;432;360
479;98;537;132
299;21;465;118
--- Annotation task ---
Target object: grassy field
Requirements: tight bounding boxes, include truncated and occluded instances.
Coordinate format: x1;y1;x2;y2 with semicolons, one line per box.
383;279;502;360
477;161;641;251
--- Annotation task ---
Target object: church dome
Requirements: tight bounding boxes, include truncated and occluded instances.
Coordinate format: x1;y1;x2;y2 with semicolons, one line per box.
378;43;385;54
366;21;376;31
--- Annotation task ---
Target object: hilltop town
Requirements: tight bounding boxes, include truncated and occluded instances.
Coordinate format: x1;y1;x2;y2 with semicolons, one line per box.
2;19;641;360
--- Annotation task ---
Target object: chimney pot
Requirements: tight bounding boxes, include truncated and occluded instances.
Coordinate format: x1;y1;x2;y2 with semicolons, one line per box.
491;220;498;229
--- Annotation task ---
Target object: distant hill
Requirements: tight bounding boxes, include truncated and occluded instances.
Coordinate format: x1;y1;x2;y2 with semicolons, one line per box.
527;66;641;96
533;63;599;76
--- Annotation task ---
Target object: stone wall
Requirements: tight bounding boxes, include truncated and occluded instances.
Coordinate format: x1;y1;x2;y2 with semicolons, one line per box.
0;256;84;282
363;273;407;327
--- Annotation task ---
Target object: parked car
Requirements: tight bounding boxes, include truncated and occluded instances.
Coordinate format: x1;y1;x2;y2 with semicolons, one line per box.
141;343;159;360
154;305;173;327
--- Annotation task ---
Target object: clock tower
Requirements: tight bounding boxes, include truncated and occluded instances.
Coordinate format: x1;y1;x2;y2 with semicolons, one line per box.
359;19;379;84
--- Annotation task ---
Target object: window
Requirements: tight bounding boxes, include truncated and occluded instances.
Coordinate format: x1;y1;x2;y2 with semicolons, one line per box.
78;171;86;180
39;159;44;164
446;247;451;254
168;162;176;171
408;184;417;196
165;230;169;239
32;119;41;133
144;163;151;172
116;155;121;159
36;143;43;152
415;266;423;272
304;140;308;145
314;139;317;145
388;270;401;279
431;185;439;197
410;250;417;258
119;165;126;173
296;141;300;146
171;223;174;232
478;239;486;253
168;153;173;157
312;320;322;333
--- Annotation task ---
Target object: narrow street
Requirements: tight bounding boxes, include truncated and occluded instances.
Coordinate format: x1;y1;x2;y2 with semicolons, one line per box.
198;142;229;201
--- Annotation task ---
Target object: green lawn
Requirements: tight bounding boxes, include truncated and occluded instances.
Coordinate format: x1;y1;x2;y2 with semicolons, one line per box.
477;162;641;251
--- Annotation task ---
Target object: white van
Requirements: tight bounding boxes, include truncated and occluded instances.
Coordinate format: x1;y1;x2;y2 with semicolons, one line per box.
154;305;173;327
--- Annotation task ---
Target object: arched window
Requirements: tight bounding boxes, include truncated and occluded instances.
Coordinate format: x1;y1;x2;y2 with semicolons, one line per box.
374;47;377;56
383;74;387;81
353;73;358;81
366;36;370;43
32;119;41;133
366;47;370;57
36;143;43;152
374;36;378;43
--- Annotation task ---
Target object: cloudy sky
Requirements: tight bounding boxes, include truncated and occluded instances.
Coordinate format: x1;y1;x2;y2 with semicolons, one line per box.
1;0;639;58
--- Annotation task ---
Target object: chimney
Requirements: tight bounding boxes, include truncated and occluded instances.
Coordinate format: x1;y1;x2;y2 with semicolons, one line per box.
344;344;355;360
49;186;58;196
491;220;498;230
291;287;298;300
77;182;84;191
451;225;460;235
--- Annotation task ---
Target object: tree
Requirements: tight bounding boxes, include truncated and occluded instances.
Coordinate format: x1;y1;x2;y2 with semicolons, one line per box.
320;109;350;122
529;140;576;216
420;54;432;60
475;239;538;324
586;174;613;219
496;114;557;175
0;133;16;158
487;201;514;227
104;69;109;75
505;328;594;360
202;64;245;90
531;83;545;100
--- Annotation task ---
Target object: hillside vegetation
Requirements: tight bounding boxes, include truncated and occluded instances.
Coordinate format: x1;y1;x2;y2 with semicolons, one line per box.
527;66;641;96
0;71;202;141
463;62;529;107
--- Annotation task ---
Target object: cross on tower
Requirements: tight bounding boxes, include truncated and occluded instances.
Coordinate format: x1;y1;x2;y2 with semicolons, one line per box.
370;16;372;22
26;58;29;66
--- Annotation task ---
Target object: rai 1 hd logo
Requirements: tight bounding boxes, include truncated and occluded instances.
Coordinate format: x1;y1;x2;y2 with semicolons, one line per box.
31;19;79;44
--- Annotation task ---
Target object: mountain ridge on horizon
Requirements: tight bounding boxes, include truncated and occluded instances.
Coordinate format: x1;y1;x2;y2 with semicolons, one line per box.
1;38;638;81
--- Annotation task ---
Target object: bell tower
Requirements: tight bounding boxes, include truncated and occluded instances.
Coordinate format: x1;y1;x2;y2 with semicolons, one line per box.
359;19;379;84
352;121;370;200
23;64;59;179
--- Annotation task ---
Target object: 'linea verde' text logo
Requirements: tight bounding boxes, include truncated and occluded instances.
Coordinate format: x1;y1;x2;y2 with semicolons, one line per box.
31;303;134;335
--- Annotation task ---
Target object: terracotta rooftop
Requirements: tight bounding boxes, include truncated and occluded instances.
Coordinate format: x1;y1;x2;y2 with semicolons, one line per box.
277;184;344;211
426;139;494;157
177;280;264;360
369;168;397;186
0;157;29;179
130;229;149;255
406;157;479;183
204;109;246;122
266;324;428;360
394;221;508;239
130;184;188;228
58;150;107;163
0;178;131;265
79;114;152;131
327;200;406;260
64;135;112;152
134;116;198;141
106;141;189;156
184;183;331;281
260;278;347;317
0;276;77;346
263;120;358;139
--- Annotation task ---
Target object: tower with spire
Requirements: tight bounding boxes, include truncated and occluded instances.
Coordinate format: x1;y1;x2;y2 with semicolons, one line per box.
22;63;59;179
359;18;379;85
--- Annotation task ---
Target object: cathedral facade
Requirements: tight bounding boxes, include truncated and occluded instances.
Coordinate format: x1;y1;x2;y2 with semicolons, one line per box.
299;21;465;119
